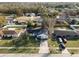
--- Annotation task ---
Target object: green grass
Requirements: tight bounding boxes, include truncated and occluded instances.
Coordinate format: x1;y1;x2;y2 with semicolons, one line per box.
0;36;40;53
14;36;40;47
0;34;40;53
66;40;79;47
0;37;40;47
68;49;79;54
0;36;40;47
0;40;13;47
48;39;59;47
10;47;39;53
24;36;40;47
48;39;60;54
0;48;39;54
50;48;62;54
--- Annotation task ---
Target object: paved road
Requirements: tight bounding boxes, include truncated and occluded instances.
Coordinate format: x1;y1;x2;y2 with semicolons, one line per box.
39;40;50;53
0;46;79;50
0;53;79;57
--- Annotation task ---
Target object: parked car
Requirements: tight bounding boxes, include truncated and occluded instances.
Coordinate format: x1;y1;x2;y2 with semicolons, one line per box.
36;29;48;40
59;43;65;51
58;37;63;43
56;36;63;43
27;28;48;40
62;38;67;44
37;33;48;40
56;36;67;44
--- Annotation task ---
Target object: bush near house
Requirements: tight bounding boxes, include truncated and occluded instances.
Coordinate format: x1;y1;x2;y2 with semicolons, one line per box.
0;16;6;27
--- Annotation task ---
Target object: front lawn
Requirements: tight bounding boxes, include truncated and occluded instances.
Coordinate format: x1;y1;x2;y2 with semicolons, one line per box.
24;36;40;47
50;48;62;54
68;49;79;54
0;36;40;53
0;47;39;54
13;35;40;47
48;39;60;54
65;40;79;47
0;40;13;47
0;34;40;53
0;34;40;47
48;39;59;47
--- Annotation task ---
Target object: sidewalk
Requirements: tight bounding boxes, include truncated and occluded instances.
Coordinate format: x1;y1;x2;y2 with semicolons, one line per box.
39;40;50;53
62;48;70;55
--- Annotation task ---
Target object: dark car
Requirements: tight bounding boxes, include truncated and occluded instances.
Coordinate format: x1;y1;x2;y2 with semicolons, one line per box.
59;43;65;51
56;36;63;43
62;38;67;44
56;36;67;44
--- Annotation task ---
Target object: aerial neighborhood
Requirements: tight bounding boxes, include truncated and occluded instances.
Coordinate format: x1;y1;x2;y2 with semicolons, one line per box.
0;2;79;56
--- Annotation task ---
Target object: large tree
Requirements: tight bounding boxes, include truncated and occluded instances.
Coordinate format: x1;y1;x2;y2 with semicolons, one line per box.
41;6;59;39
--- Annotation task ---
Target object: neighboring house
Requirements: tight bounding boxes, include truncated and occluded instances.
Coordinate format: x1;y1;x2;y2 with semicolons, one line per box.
2;30;17;38
25;13;35;17
6;15;14;25
62;8;77;16
33;17;43;26
0;29;23;39
69;17;79;24
13;16;30;25
57;12;69;20
14;16;42;25
56;18;68;26
57;13;66;20
54;27;79;39
56;15;69;26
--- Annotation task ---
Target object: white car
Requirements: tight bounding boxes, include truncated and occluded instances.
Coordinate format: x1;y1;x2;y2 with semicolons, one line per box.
37;33;48;39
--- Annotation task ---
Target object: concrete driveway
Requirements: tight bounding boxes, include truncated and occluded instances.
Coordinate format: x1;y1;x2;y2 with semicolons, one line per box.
39;40;50;53
62;48;70;55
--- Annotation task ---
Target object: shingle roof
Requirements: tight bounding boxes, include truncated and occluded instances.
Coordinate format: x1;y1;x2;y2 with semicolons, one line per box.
0;29;23;36
16;16;41;23
2;30;17;35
